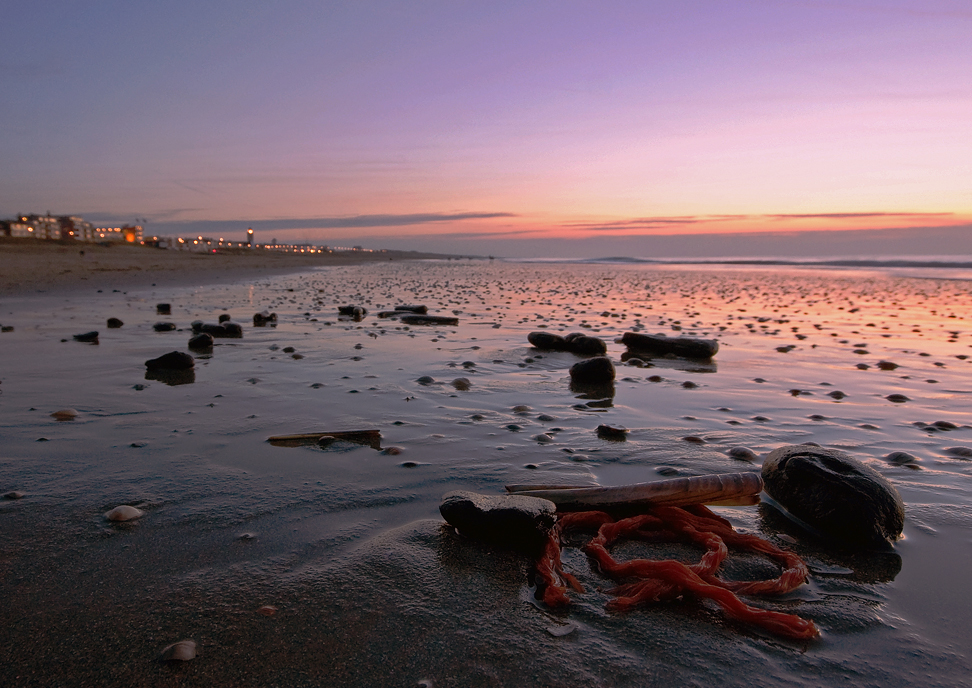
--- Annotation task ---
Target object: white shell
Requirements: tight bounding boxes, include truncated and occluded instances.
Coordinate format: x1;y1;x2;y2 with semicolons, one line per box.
105;505;144;521
160;639;197;661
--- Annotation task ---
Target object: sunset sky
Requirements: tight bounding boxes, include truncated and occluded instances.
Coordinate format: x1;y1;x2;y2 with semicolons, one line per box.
2;1;970;256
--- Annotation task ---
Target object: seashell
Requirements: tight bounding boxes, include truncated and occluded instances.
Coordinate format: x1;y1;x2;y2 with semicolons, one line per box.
51;409;79;420
105;505;144;521
160;639;196;661
256;605;277;616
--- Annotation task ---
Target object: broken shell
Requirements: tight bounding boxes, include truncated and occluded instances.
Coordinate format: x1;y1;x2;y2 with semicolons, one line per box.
51;409;78;420
105;505;144;521
160;639;197;661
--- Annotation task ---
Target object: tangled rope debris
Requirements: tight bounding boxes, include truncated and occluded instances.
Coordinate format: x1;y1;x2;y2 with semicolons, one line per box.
535;504;819;640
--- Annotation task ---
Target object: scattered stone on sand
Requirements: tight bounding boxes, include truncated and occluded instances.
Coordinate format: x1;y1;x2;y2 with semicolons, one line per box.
933;420;958;430
156;303;171;315
647;375;663;382
620;331;719;359
439;490;556;553
885;451;920;466
945;446;972;459
282;346;295;353
416;375;436;385
105;505;144;522
3;490;25;499
563;332;608;355
106;317;123;328
877;361;899;370
1;325;13;332
886;394;910;403
51;408;79;420
451;377;471;391
188;333;214;350
153;322;177;332
394;304;428;314
728;446;758;461
159;640;196;662
338;305;368;318
827;390;846;400
72;331;99;342
682;435;705;444
596;424;628;440
569;356;615;385
381;446;403;455
401;314;459;326
218;313;231;323
681;380;698;389
856;363;870;370
193;321;242;338
528;331;568;350
762;444;905;547
145;351;195;370
253;311;277;326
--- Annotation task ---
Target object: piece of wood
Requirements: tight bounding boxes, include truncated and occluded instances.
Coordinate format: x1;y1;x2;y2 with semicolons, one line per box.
267;429;382;449
505;472;762;511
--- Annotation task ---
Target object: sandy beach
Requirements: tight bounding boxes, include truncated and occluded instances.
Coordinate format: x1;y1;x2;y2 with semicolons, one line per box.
1;258;971;687
0;237;466;296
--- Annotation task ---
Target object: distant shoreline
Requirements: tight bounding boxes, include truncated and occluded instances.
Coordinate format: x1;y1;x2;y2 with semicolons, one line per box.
0;237;475;297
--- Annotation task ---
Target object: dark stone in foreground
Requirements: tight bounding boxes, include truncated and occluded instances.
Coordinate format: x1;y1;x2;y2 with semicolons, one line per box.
440;491;556;553
528;331;608;356
762;444;905;548
621;332;719;359
401;314;459;326
106;318;123;328
253;311;277;326
394;304;428;314
597;424;628;440
338;305;368;319
153;322;176;332
73;331;99;342
188;333;214;350
191;321;242;338
145;351;195;371
528;331;568;350
156;303;171;315
569;356;615;385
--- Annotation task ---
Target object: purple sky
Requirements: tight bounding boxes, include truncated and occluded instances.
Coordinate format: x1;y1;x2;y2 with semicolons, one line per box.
2;1;970;256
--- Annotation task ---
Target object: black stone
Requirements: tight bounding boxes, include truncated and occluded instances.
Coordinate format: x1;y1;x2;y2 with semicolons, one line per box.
153;322;177;332
569;356;615;385
401;314;459;326
253;311;277;326
156;303;171;315
528;331;568;350
596;424;628;440
73;331;99;342
762;445;905;548
195;322;243;338
439;490;556;553
218;313;231;323
621;332;719;359
145;351;195;371
338;305;368;317
188;333;214;350
106;318;124;328
394;305;428;314
565;334;607;355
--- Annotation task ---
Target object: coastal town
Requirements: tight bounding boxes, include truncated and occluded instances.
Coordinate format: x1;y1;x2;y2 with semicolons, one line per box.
0;213;360;254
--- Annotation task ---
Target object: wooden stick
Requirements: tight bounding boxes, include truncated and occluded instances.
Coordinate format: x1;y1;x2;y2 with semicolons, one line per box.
505;472;762;511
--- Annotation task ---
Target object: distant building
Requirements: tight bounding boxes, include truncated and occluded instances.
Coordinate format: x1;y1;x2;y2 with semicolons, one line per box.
91;224;144;243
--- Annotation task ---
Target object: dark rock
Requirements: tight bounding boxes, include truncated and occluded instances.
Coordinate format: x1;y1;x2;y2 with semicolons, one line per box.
218;313;231;323
394;305;428;314
620;332;719;359
338;305;368;317
569;356;615;385
885;451;920;466
401;314;459;326
596;424;628;440
3;490;25;500
106;318;124;328
762;445;905;548
153;322;176;332
73;331;99;342
416;375;436;385
195;322;242;338
253;311;277;326
145;351;195;371
877;360;899;371
728;446;759;461
156;303;171;315
527;331;568;350
565;334;607;356
439;490;556;553
188;333;214;350
451;377;471;391
886;394;909;403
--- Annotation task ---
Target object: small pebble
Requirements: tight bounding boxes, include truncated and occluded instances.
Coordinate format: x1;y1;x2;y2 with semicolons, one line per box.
51;409;78;421
256;605;277;616
945;447;972;458
105;505;144;521
400;461;419;468
886;394;910;403
682;435;705;444
159;639;196;662
3;490;25;500
727;447;758;461
885;451;920;466
382;446;403;455
681;380;698;389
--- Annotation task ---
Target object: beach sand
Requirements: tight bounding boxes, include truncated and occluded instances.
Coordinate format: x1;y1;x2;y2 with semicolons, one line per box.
1;259;971;686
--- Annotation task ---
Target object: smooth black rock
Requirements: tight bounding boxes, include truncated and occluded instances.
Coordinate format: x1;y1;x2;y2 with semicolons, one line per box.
762;445;905;548
621;332;719;359
565;334;607;355
596;424;628;440
338;305;368;317
188;333;214;350
401;314;459;326
73;331;99;342
153;322;177;332
253;311;277;326
394;305;428;314
439;490;556;553
145;351;195;371
106;318;124;328
528;331;568;350
195;322;242;338
156;303;171;315
218;313;231;323
569;356;615;385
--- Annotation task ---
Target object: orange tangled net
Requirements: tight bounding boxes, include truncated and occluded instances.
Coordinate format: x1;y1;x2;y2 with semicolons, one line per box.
535;504;819;640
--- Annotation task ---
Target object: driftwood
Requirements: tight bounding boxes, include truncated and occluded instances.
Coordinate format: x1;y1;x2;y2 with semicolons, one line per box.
506;472;762;511
267;429;382;449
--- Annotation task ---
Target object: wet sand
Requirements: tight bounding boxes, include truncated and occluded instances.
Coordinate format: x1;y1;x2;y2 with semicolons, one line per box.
1;260;971;687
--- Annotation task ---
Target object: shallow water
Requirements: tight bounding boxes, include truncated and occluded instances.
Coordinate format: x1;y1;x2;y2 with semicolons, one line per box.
2;260;971;686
